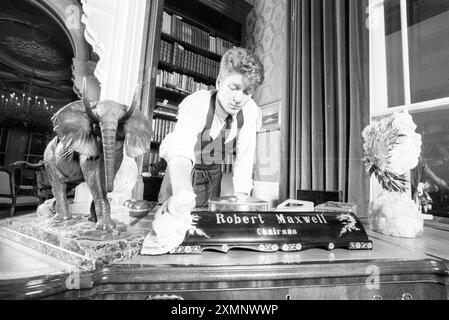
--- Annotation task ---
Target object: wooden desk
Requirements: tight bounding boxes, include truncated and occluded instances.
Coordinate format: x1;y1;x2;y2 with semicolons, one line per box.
0;214;448;300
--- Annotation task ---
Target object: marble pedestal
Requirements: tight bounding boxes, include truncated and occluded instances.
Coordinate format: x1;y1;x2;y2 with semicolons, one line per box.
0;214;148;271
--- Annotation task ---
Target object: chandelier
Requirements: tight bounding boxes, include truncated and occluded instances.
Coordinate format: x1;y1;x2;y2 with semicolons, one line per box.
0;90;58;131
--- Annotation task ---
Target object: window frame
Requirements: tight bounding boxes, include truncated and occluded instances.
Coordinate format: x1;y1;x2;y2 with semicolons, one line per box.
24;132;46;164
369;0;449;117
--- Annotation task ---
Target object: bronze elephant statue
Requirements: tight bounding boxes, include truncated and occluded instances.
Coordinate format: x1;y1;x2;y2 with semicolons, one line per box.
43;81;151;230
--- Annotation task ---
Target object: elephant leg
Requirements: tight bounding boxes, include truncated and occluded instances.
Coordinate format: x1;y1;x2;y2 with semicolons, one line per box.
45;163;72;221
51;183;71;221
88;201;97;222
80;160;115;231
88;181;115;231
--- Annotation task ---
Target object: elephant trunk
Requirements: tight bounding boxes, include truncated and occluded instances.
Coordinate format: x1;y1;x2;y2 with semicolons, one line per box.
100;119;118;193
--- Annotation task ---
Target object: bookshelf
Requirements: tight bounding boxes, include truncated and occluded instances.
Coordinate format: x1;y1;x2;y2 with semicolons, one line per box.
141;0;253;201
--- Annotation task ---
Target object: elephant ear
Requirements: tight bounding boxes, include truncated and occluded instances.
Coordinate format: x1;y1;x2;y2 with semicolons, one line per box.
123;110;152;158
52;101;100;157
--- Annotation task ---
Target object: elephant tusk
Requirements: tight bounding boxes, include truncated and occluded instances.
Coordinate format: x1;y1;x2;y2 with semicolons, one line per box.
121;82;141;122
82;78;98;122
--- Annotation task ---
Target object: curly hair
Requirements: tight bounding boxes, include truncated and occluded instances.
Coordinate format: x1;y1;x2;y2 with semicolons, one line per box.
218;47;264;87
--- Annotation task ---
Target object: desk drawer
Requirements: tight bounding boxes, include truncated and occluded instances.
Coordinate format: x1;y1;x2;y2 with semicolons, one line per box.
78;281;447;300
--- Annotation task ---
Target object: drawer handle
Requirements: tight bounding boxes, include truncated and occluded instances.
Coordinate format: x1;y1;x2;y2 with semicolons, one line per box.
401;293;413;300
371;295;383;300
145;294;184;300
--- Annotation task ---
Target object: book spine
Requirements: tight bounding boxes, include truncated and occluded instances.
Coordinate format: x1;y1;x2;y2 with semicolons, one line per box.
186;23;192;44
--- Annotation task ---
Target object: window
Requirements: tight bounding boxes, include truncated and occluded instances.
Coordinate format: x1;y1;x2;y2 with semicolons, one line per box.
24;132;48;164
0;128;8;166
369;0;449;218
22;132;50;185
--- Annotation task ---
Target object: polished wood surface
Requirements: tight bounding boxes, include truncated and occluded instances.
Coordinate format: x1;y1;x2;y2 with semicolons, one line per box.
1;213;448;300
0;237;77;280
368;223;449;261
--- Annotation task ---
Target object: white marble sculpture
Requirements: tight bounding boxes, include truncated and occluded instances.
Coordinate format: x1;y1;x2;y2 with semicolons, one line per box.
363;111;423;238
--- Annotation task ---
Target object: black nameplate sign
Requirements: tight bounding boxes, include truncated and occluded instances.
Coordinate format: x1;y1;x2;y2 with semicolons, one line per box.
170;211;372;254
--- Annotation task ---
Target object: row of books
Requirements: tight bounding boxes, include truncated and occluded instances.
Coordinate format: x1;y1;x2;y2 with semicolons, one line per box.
160;40;173;64
211;37;235;57
152;118;176;144
160;40;220;79
156;69;214;94
162;11;236;56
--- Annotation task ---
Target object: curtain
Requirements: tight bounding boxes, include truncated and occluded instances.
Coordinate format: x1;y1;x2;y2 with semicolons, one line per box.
284;0;370;216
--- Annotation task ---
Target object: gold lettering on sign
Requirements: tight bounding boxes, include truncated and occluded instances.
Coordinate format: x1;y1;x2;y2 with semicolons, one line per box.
216;214;265;225
275;214;328;224
257;228;298;236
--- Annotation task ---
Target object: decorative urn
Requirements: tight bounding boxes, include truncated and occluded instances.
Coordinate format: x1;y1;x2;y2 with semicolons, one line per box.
123;199;153;218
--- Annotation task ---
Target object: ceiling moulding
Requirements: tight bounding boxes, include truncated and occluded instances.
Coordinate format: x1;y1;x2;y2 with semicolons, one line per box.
26;0;99;98
0;49;71;81
27;0;89;60
0;70;73;92
0;8;72;81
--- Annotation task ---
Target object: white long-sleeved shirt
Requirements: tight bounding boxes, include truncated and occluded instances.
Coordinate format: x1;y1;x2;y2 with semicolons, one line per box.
159;90;260;195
